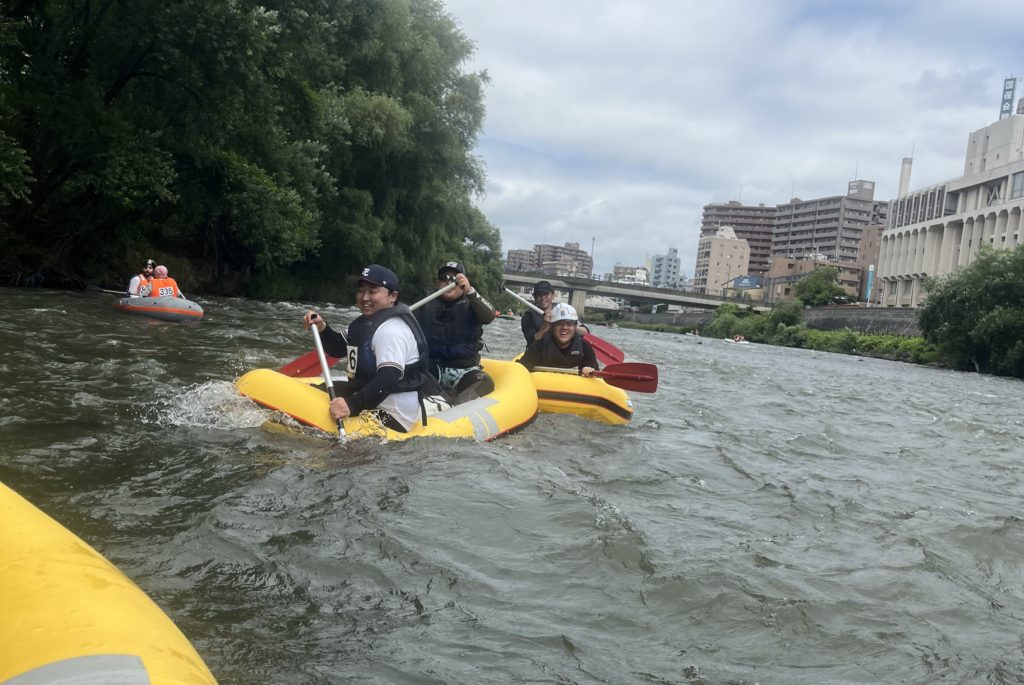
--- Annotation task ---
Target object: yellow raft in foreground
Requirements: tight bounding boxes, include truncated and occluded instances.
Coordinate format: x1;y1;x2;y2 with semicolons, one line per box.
0;481;217;685
529;369;634;425
236;358;537;441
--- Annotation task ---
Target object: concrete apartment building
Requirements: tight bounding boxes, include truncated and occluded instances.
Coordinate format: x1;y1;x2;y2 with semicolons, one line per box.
877;104;1024;307
772;180;889;265
504;242;594;277
646;247;681;288
701;201;777;276
765;256;863;303
693;226;750;295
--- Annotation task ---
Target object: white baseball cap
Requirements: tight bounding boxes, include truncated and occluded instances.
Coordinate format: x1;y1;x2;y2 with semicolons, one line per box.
549;303;578;323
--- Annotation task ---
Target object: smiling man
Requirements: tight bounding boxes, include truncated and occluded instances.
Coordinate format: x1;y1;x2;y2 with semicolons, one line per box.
302;264;440;433
517;303;598;377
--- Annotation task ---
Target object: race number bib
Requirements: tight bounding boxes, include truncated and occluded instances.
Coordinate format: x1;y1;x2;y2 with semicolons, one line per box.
346;345;359;379
155;286;175;297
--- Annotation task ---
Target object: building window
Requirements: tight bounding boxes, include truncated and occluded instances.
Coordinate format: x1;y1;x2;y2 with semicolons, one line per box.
1012;172;1024;200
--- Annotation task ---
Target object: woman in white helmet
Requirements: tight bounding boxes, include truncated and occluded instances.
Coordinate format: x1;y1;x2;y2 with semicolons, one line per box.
516;303;598;377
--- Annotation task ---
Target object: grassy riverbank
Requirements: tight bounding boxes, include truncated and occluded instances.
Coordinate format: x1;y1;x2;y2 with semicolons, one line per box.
618;303;943;366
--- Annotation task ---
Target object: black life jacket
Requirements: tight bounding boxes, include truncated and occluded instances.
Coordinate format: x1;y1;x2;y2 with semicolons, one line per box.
418;297;484;368
536;331;586;370
344;303;431;392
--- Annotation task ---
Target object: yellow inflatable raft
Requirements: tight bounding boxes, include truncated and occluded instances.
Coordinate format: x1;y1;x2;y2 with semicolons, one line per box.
0;481;217;685
236;358;537;441
529;369;634;425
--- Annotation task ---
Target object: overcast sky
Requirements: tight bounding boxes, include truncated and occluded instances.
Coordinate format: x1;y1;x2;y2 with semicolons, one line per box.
441;0;1024;277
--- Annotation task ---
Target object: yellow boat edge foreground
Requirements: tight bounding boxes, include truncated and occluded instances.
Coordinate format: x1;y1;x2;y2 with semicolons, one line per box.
236;358;539;441
0;481;217;685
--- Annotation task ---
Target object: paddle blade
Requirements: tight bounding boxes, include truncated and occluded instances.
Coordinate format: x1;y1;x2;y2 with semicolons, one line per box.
595;362;658;393
278;350;340;378
584;334;624;366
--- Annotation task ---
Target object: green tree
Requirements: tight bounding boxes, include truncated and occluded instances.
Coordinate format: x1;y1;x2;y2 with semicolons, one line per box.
794;266;846;306
918;246;1024;377
0;0;500;298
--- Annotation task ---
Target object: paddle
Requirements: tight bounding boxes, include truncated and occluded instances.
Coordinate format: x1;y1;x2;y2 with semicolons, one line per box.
533;362;658;393
279;282;460;378
310;323;345;439
87;285;129;296
503;286;625;366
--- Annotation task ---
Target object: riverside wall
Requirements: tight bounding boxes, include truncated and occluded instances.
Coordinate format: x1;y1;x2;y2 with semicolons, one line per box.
623;306;920;336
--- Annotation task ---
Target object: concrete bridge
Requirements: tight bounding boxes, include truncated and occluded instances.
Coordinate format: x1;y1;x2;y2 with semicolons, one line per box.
503;271;770;315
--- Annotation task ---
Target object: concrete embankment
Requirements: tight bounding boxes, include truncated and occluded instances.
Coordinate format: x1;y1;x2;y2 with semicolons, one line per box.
624;306;920;337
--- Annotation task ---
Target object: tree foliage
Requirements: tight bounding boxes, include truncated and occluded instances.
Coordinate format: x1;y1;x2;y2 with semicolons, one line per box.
918;246;1024;378
793;266;847;307
0;0;502;299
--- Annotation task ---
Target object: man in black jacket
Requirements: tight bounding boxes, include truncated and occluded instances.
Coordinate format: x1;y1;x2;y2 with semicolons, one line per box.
415;261;496;402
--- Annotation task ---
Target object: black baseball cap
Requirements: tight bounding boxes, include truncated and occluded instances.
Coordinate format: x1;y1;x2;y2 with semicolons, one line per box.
144;259;156;267
533;280;554;294
350;264;399;291
438;261;466;278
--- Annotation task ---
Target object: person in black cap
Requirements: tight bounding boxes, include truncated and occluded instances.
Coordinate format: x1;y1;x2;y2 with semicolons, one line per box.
521;280;591;346
303;264;445;433
127;259;156;297
414;260;496;402
521;280;556;345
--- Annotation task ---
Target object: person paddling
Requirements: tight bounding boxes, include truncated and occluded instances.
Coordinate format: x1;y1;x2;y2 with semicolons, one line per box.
127;259;155;298
517;303;599;377
303;264;447;433
147;265;185;299
414;261;496;402
520;280;590;346
521;280;555;345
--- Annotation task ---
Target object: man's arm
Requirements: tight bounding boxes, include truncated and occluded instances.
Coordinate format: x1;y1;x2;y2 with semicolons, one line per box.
466;290;496;324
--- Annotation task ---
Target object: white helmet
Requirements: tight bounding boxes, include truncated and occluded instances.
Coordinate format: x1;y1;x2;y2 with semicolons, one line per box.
549;303;578;323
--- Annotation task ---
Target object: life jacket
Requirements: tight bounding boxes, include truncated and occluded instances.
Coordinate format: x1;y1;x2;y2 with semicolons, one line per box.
344;303;430;392
129;273;151;296
417;296;484;368
536;331;586;370
148;277;180;298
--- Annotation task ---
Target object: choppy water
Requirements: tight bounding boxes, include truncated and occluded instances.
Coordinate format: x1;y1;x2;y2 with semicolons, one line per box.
3;286;1024;684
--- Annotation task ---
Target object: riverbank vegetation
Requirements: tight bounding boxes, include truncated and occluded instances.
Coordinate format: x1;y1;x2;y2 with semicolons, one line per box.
918;245;1024;379
619;302;943;365
0;1;506;303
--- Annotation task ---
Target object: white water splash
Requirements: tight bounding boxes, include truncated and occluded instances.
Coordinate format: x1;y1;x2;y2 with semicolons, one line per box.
149;379;270;430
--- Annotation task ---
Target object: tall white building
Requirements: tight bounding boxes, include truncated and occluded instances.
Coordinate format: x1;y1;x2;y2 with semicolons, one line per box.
878;106;1024;307
647;247;681;288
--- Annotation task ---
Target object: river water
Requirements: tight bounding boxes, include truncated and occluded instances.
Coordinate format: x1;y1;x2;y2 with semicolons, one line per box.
2;287;1024;684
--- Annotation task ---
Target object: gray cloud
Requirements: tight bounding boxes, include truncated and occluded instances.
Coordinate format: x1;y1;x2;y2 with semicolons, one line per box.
445;0;1023;275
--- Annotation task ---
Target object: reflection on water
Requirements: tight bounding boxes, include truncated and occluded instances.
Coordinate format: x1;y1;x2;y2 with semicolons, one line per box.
3;287;1024;684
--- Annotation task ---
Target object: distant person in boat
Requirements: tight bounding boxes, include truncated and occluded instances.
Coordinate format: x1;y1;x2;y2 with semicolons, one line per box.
520;280;591;345
414;261;496;403
146;265;185;298
521;280;555;345
303;264;447;433
517;303;599;377
127;259;156;298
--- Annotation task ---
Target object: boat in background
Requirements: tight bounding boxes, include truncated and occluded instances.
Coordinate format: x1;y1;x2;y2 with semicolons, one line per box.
0;481;217;685
115;295;204;322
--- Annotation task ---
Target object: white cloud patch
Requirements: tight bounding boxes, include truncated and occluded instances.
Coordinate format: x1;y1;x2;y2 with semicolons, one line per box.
445;0;1024;275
